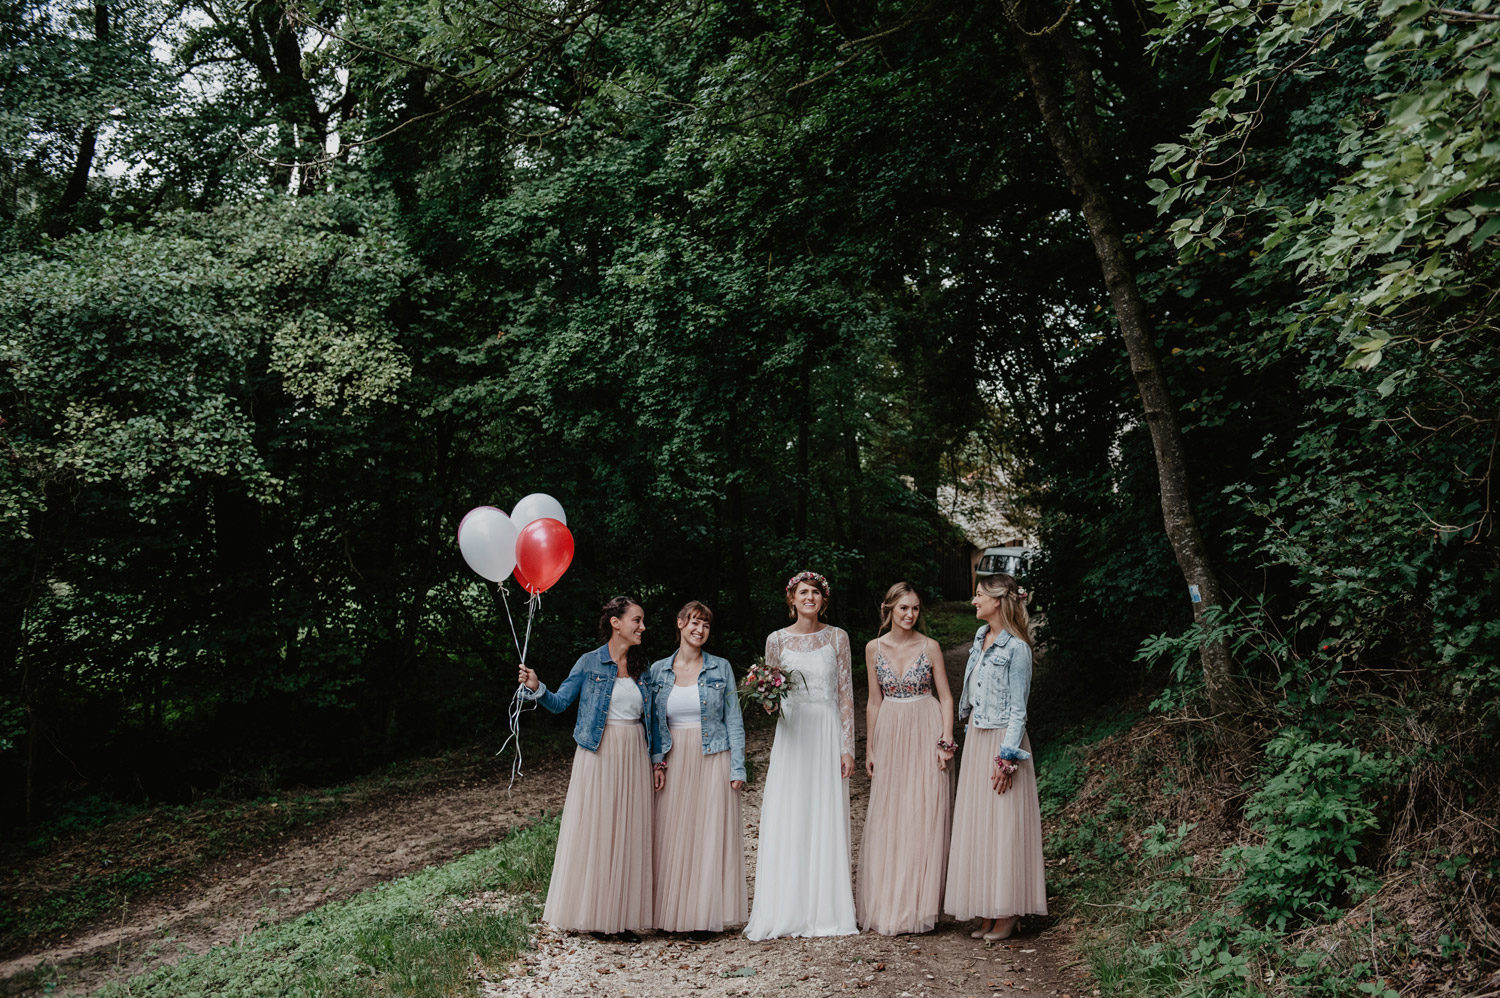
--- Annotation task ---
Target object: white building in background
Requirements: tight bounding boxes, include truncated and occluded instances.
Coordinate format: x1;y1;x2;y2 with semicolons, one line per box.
896;468;1036;597
937;471;1035;552
926;470;1038;598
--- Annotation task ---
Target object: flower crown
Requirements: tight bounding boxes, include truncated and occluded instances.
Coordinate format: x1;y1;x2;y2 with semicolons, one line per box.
785;570;831;598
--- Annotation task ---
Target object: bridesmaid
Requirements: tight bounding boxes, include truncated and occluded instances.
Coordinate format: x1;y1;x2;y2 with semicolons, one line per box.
944;573;1047;940
518;596;665;940
857;581;955;935
646;601;748;936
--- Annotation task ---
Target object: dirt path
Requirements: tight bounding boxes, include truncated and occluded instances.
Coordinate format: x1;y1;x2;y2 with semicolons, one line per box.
0;750;577;995
492;920;1090;998
2;642;1095;998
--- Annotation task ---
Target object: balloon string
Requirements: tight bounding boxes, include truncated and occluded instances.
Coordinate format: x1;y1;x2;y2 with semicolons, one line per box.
520;590;541;662
498;582;524;660
497;687;534;792
496;586;542;792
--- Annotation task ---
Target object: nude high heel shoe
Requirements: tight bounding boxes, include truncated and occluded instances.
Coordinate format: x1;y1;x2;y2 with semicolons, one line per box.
983;916;1018;941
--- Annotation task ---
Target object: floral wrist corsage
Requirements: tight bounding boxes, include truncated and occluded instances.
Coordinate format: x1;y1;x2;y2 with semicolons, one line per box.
652;762;668;772
993;756;1018;776
937;738;957;753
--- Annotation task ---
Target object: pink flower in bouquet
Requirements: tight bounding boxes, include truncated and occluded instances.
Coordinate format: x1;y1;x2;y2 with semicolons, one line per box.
739;660;802;716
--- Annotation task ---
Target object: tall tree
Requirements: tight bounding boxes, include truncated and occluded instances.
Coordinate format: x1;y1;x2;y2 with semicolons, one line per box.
1000;0;1245;723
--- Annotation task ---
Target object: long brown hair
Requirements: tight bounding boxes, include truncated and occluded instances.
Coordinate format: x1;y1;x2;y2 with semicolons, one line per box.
598;596;648;678
876;581;926;639
977;574;1032;647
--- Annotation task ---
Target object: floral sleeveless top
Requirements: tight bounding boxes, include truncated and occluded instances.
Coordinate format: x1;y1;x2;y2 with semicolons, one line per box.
875;646;934;700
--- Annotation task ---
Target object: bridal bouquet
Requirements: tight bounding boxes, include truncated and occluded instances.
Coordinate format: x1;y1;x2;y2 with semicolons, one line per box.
739;657;802;716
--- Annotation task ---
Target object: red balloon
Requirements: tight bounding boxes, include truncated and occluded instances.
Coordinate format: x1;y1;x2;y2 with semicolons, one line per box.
515;517;574;594
512;561;540;594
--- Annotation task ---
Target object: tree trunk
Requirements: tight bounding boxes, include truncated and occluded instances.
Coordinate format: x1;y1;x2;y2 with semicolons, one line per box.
795;352;811;540
1010;22;1244;724
724;400;753;633
55;1;109;218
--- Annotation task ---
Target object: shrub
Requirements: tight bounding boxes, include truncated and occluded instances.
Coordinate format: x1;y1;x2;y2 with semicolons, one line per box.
1222;733;1395;932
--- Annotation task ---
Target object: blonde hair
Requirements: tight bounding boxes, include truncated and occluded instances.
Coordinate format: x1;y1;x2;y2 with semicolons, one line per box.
876;581;925;638
977;573;1032;646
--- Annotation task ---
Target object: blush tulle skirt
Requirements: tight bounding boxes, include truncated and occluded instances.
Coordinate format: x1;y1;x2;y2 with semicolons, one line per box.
653;725;747;931
543;720;654;932
857;694;952;934
944;726;1047;920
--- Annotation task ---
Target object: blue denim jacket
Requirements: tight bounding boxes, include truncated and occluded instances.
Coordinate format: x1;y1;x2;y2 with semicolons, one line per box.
518;645;665;753
956;625;1033;761
644;652;747;782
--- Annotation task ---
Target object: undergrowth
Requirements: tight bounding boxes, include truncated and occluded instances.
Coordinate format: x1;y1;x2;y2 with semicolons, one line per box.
18;817;559;998
923;601;984;650
1042;624;1500;998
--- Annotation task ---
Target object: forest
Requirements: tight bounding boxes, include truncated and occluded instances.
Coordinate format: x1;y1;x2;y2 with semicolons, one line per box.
2;0;1497;993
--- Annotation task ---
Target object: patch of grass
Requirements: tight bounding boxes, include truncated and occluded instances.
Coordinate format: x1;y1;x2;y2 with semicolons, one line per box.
1;789;358;953
67;816;561;998
1034;713;1139;815
924;601;980;649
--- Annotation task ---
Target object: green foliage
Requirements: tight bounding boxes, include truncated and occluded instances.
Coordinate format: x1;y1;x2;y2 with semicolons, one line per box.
1221;733;1394;932
1058;731;1424;998
1150;1;1500;357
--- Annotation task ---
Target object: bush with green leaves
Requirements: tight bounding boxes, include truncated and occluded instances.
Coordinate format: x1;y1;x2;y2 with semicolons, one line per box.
1222;733;1395;932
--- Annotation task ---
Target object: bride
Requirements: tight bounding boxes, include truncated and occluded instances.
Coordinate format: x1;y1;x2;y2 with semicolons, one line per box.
744;570;858;939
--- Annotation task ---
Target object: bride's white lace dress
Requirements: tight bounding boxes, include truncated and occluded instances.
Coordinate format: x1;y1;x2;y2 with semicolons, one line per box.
744;625;857;939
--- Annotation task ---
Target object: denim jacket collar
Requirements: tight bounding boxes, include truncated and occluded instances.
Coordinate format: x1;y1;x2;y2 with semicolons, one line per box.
662;649;716;675
974;624;1013;652
644;651;746;782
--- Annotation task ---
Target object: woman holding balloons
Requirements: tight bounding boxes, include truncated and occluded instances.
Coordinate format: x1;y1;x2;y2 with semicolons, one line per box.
518;596;663;939
462;495;658;938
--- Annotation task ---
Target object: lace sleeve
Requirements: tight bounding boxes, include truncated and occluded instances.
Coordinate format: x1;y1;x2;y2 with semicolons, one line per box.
834;628;854;757
764;629;781;674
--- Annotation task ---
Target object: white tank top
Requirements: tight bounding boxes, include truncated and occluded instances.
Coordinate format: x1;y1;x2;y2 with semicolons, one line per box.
606;677;643;721
666;683;701;727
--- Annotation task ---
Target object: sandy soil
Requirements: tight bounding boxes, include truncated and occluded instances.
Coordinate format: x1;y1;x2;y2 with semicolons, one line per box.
489;924;1091;998
2;642;1095;998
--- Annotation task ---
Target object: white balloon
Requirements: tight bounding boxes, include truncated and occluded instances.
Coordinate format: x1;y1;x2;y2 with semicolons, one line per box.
510;492;567;530
457;506;519;582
